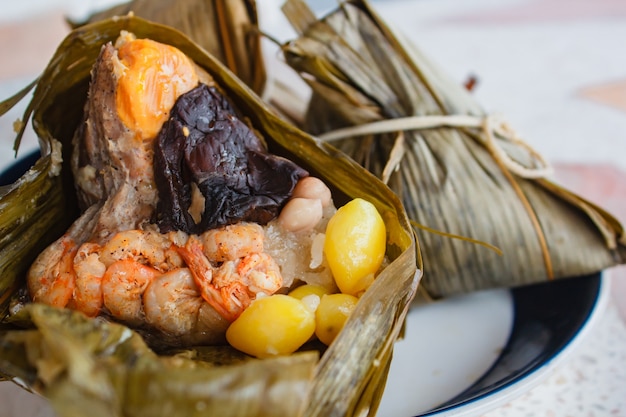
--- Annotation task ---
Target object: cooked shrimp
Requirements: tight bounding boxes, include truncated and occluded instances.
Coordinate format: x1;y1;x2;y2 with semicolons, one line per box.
177;232;284;322
28;221;283;336
143;268;229;345
200;222;264;262
102;259;159;324
99;229;183;271
27;235;77;308
176;236;245;321
67;242;106;317
202;222;280;300
236;252;282;296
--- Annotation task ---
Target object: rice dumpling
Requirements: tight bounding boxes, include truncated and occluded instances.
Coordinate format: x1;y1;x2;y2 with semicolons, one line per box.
278;0;626;298
0;15;419;417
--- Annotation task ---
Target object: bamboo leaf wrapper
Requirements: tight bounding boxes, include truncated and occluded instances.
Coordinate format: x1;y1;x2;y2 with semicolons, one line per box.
0;15;420;417
279;0;625;298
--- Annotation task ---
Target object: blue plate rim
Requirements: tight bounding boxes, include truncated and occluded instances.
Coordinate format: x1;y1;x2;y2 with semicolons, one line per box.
417;272;607;417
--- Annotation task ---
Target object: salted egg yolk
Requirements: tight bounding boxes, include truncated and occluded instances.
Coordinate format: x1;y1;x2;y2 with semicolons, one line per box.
115;38;198;141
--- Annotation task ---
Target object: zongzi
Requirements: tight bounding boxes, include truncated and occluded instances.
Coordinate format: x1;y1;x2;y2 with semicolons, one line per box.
0;16;419;417
278;0;626;299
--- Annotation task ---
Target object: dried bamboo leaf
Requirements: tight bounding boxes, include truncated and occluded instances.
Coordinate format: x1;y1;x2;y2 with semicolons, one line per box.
0;150;73;318
0;79;39;154
0;15;420;417
1;304;317;417
77;0;266;94
0;79;38;117
280;0;626;298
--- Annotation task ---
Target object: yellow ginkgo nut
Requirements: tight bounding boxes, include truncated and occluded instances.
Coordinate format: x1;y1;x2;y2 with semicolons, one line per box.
288;284;330;300
226;295;315;358
315;293;359;346
323;198;386;295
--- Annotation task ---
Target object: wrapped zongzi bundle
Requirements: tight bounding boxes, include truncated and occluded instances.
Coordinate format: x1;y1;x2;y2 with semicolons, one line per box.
0;16;419;417
277;0;626;298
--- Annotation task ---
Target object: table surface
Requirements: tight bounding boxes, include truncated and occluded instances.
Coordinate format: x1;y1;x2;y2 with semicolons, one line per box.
1;1;625;416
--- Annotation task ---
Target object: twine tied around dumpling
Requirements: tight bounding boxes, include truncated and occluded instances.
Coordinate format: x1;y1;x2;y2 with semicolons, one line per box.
318;114;556;279
317;113;553;181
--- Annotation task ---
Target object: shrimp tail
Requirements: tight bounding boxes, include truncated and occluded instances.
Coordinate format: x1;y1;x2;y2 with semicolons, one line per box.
221;282;252;319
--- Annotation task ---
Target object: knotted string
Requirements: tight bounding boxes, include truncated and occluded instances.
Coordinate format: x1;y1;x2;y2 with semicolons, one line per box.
318;113;553;179
318;114;555;279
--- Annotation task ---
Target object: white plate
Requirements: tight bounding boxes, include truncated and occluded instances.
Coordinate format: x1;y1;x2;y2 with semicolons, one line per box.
378;288;513;416
380;273;607;417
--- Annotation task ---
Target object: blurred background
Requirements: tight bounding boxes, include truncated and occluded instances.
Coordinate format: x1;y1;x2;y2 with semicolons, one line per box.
2;0;625;169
